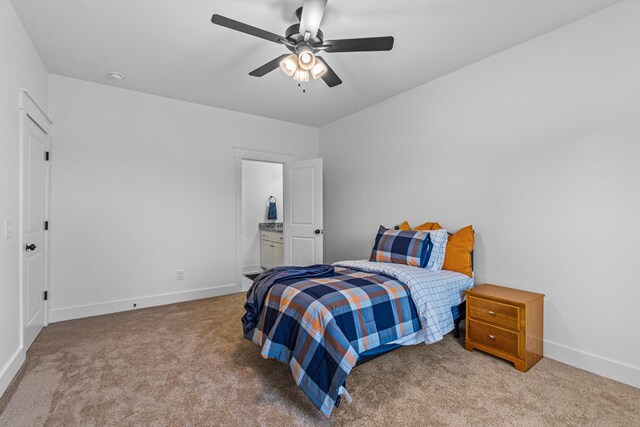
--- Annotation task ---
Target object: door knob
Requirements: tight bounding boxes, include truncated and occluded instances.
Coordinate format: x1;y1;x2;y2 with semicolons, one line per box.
26;244;36;251
314;229;321;235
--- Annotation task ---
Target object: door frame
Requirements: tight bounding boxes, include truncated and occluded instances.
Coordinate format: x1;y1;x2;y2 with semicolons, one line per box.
233;147;293;292
19;89;53;345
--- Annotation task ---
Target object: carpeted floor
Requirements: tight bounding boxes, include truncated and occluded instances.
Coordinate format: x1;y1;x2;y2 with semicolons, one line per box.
1;293;638;426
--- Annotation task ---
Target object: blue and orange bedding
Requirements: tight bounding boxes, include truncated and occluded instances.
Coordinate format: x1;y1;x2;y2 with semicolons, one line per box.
243;261;473;417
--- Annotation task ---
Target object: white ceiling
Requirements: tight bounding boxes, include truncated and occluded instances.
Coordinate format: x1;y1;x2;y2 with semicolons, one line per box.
12;0;620;127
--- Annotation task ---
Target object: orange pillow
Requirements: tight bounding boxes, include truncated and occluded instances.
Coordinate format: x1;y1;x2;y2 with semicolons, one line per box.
414;222;443;231
398;221;442;231
442;225;474;277
398;221;411;230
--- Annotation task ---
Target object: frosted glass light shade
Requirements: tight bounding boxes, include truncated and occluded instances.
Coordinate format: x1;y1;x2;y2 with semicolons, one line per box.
311;61;327;79
279;54;299;77
293;69;310;82
297;46;316;71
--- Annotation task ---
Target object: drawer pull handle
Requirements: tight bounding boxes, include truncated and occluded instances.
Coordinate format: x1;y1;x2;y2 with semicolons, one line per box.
488;310;495;315
488;334;495;340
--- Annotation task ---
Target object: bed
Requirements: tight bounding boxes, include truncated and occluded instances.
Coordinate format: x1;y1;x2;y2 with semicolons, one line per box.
244;259;474;417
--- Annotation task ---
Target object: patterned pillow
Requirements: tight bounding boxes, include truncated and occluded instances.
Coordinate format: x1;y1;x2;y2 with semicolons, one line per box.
369;226;433;268
424;228;449;271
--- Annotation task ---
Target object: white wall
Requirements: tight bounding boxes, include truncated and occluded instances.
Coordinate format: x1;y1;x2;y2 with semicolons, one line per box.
47;74;318;322
320;0;640;387
241;160;283;273
0;0;49;396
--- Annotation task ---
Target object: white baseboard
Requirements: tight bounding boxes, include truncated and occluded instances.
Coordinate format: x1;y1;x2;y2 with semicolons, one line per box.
461;325;638;388
544;339;640;389
0;347;25;398
49;284;239;323
241;275;254;292
242;264;262;274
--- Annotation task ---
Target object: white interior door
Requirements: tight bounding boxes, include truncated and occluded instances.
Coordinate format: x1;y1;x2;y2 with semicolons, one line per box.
283;158;323;266
23;115;49;350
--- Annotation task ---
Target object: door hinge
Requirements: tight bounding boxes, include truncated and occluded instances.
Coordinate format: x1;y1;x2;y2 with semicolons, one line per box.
45;151;50;161
43;291;48;301
44;220;49;230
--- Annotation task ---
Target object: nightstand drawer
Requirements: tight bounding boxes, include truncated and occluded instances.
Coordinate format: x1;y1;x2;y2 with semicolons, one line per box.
468;296;519;331
468;319;520;357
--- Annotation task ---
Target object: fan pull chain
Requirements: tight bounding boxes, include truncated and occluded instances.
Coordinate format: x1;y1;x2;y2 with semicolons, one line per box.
298;82;306;94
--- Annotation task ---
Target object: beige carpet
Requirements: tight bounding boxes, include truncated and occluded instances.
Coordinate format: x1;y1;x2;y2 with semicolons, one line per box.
1;293;638;426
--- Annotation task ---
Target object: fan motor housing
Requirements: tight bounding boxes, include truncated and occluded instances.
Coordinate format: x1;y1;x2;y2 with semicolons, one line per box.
285;24;324;52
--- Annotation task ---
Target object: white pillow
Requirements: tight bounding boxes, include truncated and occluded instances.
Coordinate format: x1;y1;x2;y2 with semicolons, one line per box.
424;229;449;271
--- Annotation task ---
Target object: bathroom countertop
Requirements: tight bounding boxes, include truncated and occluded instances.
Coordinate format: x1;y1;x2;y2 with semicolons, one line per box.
259;222;283;232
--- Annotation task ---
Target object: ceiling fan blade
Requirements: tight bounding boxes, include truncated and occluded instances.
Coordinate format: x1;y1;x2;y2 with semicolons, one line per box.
322;36;394;53
249;54;290;77
315;57;342;87
211;14;284;45
299;0;328;39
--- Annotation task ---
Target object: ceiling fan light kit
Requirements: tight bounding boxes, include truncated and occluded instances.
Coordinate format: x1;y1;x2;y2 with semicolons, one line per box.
278;47;325;83
211;0;394;88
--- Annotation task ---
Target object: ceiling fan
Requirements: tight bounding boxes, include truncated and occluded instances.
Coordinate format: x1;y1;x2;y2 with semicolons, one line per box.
211;0;394;87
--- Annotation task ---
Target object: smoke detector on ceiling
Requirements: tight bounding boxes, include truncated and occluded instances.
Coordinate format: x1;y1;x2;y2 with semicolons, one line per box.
107;72;124;80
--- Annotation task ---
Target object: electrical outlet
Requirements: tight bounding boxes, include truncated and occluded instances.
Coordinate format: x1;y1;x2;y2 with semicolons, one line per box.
176;270;184;281
4;220;13;239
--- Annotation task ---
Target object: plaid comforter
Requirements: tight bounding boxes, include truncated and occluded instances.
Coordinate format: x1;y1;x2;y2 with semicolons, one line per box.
334;260;474;343
246;266;421;417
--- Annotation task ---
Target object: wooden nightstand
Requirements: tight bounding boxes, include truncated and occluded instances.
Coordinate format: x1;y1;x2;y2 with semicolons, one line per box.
465;284;544;372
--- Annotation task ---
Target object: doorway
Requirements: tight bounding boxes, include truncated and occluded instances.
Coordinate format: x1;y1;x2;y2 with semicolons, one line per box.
233;147;324;294
233;147;293;292
241;160;284;290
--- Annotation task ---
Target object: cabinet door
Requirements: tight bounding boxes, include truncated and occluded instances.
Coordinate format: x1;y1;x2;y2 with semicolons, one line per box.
261;241;272;269
272;243;284;267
